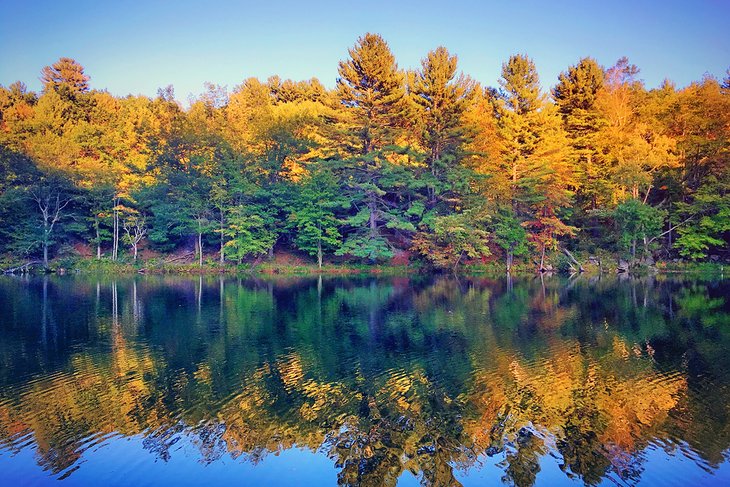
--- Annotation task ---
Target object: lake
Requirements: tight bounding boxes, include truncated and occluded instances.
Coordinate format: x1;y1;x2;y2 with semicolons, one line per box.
0;274;729;486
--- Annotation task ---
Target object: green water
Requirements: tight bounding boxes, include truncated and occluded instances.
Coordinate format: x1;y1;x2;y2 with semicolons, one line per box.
0;274;729;486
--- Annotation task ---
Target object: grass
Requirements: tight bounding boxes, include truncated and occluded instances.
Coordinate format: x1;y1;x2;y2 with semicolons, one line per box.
3;251;727;278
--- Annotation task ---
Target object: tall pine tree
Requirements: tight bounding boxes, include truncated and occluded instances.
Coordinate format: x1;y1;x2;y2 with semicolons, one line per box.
334;33;411;260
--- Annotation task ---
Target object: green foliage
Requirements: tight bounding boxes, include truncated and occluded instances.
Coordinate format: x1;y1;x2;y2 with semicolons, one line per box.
411;210;491;269
336;233;393;261
499;54;544;114
337;32;405;153
614;199;666;258
553;57;607;211
287;170;346;265
491;208;529;257
0;40;727;271
223;207;277;261
674;176;730;259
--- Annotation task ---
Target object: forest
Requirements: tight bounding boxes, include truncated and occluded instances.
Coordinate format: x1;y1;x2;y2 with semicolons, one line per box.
0;33;728;272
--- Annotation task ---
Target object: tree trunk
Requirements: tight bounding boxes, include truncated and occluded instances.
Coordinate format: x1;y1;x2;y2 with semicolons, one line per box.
631;239;637;262
198;232;203;267
42;217;49;269
219;210;225;265
95;218;101;259
668;220;672;247
112;197;119;261
562;247;584;273
317;239;322;269
539;245;546;272
368;196;377;237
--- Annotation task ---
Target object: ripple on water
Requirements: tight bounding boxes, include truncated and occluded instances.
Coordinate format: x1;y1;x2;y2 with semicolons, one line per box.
0;275;728;486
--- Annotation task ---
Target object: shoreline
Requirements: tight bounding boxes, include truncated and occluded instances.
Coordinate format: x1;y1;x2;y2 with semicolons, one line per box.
2;256;726;278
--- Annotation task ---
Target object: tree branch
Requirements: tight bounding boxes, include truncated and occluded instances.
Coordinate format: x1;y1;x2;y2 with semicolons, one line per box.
646;215;695;245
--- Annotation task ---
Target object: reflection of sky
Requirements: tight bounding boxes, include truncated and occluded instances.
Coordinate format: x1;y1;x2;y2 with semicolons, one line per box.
2;275;730;485
4;434;730;486
0;435;337;486
454;444;730;487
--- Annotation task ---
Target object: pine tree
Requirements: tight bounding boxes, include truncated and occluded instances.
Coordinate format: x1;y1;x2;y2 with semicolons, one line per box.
553;58;606;210
334;33;411;260
411;46;474;205
495;54;576;270
499;54;544;115
41;58;90;94
336;33;405;154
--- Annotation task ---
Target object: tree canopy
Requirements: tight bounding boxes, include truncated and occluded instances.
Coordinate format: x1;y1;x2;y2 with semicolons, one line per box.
1;39;728;271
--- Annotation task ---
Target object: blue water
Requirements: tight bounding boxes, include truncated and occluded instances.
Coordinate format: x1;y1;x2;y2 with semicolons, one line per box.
0;274;728;486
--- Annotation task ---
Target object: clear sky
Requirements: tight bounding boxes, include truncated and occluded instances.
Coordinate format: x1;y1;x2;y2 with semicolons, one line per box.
1;0;728;102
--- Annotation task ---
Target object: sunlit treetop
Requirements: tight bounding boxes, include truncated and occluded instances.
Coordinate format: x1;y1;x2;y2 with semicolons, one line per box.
41;57;90;94
553;57;604;111
498;54;544;115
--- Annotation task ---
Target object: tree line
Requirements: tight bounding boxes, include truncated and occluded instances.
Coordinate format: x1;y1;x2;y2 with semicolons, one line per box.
1;33;728;271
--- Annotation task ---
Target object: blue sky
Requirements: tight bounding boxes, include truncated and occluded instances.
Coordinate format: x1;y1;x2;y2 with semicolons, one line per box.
1;0;728;102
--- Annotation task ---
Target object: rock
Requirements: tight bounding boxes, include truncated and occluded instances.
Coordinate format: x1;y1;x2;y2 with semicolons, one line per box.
710;255;720;262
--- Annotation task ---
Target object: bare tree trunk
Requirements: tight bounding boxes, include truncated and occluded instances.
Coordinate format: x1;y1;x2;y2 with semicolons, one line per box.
198;232;203;267
539;245;546;272
643;185;652;204
506;243;514;273
123;215;146;263
95;218;101;259
219;209;225;265
562;247;584;272
43;236;49;268
33;190;72;270
112;197;119;261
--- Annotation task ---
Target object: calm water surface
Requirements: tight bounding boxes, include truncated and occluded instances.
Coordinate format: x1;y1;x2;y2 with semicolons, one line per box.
0;274;729;486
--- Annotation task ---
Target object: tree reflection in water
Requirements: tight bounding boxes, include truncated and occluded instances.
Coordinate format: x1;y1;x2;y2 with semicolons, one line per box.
0;274;728;486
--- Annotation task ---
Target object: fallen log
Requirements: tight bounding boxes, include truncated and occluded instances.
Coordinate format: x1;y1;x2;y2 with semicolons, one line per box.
2;261;41;274
561;248;584;273
138;252;194;273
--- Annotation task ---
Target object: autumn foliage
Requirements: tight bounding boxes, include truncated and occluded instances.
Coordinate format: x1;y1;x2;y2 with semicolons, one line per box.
1;36;728;270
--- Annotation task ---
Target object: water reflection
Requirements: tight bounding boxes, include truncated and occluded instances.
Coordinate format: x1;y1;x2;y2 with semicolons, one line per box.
0;274;729;486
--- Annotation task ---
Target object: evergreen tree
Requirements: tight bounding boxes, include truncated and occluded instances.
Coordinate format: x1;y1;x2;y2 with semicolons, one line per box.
336;33;405;154
553;58;607;210
494;54;576;270
334;33;411;260
411;46;474;205
41;58;90;94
